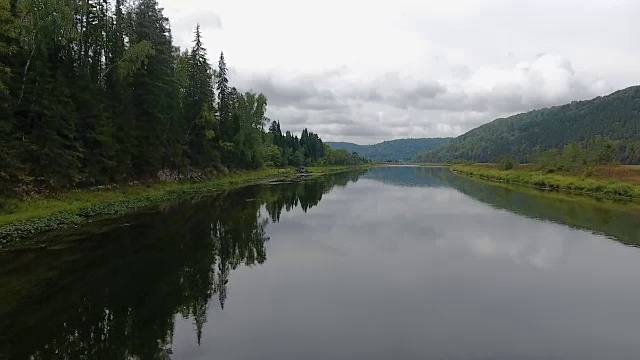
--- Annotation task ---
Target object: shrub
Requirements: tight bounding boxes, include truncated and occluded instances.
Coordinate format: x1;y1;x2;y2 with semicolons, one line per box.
498;156;518;170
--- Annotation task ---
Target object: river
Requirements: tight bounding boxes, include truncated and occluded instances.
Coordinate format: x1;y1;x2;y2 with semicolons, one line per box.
2;166;640;359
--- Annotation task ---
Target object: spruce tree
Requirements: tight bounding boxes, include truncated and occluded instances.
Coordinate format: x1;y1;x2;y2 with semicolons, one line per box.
216;52;230;142
185;24;217;167
129;0;180;177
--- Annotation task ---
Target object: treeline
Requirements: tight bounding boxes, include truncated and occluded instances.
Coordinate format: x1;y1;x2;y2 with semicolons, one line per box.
327;137;451;162
495;137;618;171
414;86;640;164
533;137;617;172
265;121;368;167
0;0;366;197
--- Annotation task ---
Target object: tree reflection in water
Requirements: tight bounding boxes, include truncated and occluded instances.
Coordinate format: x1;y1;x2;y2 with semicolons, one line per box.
0;171;364;360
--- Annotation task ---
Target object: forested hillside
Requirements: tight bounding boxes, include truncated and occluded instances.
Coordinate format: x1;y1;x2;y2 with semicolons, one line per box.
327;138;450;161
0;0;366;197
415;86;640;164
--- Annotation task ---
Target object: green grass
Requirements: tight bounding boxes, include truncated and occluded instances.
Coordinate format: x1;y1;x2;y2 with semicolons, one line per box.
0;165;372;247
0;168;285;226
452;165;640;201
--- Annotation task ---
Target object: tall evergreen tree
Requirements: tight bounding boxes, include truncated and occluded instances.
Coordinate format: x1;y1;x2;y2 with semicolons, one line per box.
184;24;217;167
216;51;230;142
129;0;180;177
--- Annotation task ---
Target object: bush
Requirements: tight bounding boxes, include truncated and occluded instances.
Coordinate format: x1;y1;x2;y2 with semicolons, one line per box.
498;156;518;170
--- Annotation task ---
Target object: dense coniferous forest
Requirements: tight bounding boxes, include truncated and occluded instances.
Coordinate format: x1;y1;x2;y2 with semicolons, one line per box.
0;0;366;198
326;138;450;162
414;86;640;164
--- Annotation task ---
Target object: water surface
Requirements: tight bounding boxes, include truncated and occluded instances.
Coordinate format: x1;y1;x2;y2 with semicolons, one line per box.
2;166;640;360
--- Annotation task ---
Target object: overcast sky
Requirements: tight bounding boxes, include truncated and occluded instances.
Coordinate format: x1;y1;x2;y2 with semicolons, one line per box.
160;0;639;144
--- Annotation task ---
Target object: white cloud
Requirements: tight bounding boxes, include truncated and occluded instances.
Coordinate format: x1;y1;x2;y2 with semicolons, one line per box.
159;0;639;144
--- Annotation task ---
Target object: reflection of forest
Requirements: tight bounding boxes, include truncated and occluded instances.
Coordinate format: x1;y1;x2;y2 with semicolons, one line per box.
368;166;640;246
0;171;364;360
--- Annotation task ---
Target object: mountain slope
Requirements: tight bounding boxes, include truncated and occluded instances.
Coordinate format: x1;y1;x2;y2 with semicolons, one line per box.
327;138;451;161
415;86;640;163
325;142;364;155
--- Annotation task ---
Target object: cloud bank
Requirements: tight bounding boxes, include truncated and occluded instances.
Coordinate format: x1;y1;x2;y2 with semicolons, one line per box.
160;0;638;144
233;54;610;143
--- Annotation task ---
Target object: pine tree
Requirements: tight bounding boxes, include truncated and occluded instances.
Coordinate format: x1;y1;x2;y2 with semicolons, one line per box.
73;0;118;185
216;52;230;142
129;0;180;177
184;24;217;167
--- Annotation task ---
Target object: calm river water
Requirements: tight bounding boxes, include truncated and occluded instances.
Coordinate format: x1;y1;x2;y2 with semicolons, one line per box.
2;166;640;360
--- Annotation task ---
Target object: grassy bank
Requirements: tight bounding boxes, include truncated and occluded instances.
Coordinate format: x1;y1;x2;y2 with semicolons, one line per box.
452;164;640;201
0;165;372;247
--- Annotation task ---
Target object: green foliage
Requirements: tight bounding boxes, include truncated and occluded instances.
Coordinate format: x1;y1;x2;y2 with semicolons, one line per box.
0;1;357;199
327;138;451;162
264;120;366;167
416;87;640;164
261;145;283;167
533;137;617;173
217;51;231;142
498;155;518;170
0;212;85;245
113;40;155;80
323;146;370;166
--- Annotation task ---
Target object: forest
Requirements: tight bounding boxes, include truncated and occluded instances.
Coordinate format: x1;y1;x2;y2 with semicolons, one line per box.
490;136;618;171
0;0;367;198
414;86;640;164
326;137;450;162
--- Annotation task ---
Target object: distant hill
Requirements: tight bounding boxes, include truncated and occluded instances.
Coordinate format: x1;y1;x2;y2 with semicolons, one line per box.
326;138;451;161
415;86;640;164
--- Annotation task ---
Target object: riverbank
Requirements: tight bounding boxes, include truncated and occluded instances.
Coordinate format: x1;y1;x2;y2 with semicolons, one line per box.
0;165;373;247
452;164;640;202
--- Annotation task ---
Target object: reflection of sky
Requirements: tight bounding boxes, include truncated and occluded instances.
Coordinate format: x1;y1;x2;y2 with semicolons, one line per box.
362;166;449;188
172;168;640;360
286;178;574;270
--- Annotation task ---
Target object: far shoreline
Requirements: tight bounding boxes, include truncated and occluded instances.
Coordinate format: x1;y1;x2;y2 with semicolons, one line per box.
452;164;640;203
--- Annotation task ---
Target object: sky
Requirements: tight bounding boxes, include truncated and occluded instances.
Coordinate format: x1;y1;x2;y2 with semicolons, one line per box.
160;0;640;144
